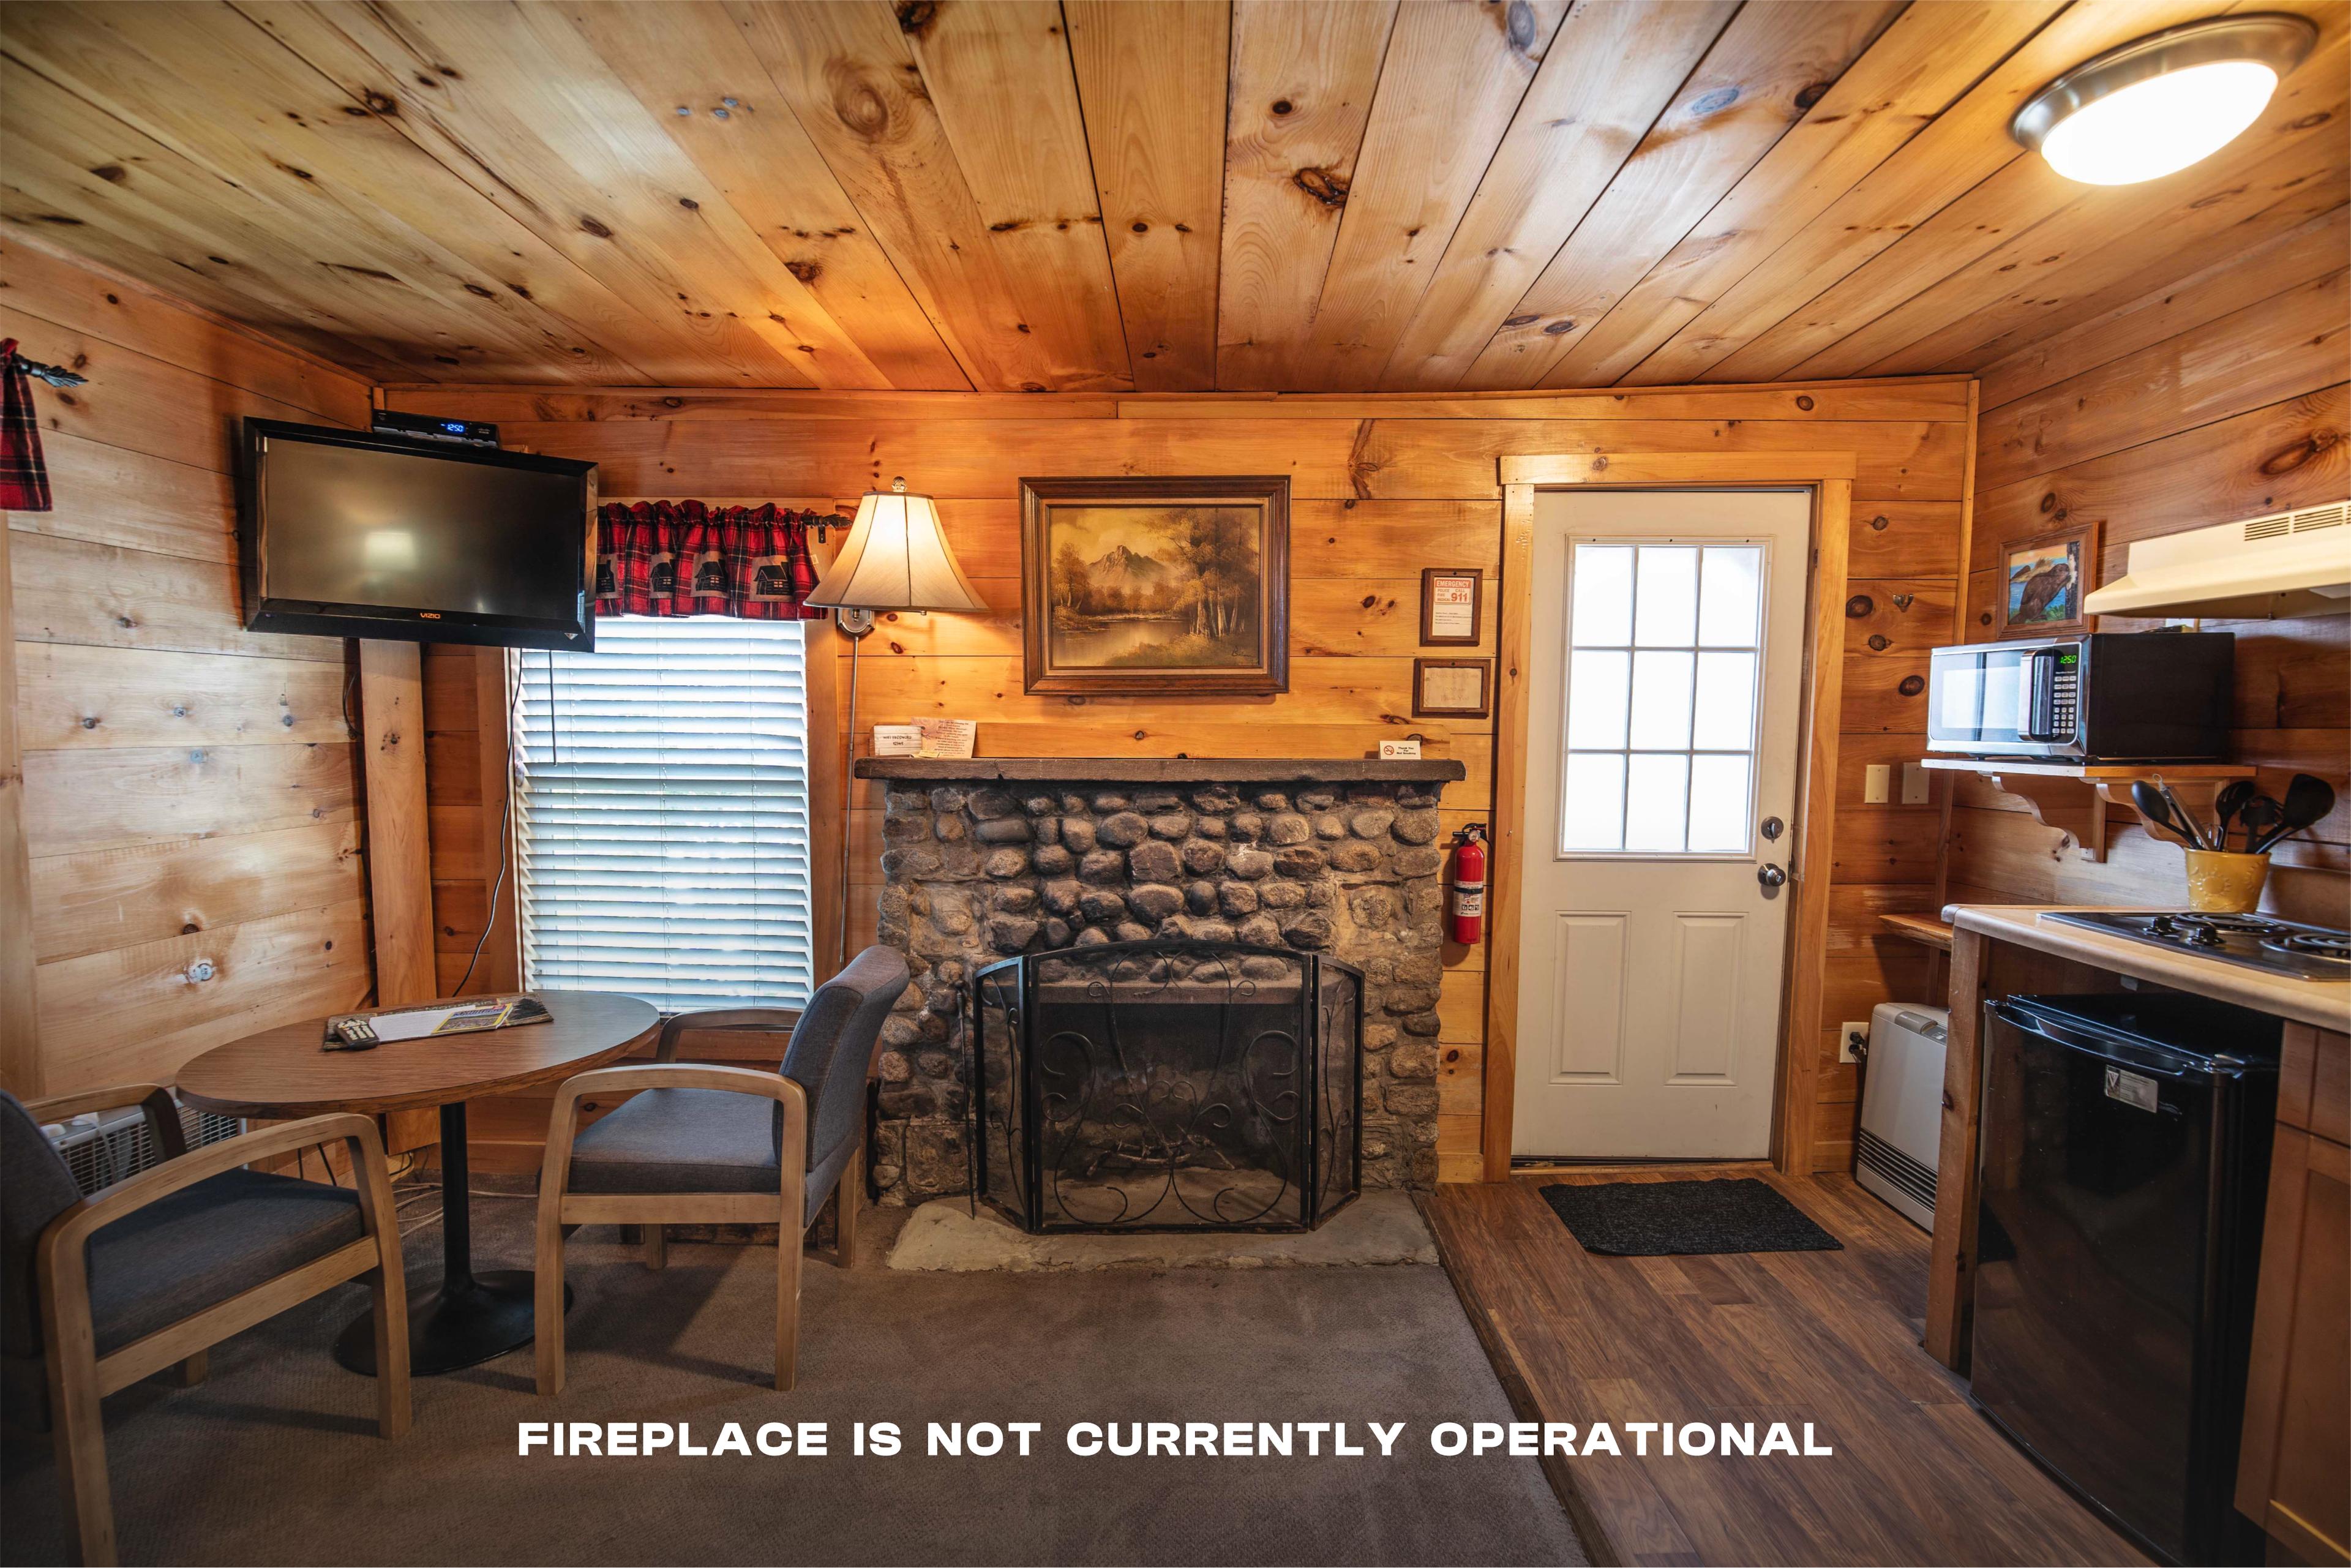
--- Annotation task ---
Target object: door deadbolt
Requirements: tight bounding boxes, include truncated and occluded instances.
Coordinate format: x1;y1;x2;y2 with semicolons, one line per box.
1757;863;1788;888
1760;817;1783;841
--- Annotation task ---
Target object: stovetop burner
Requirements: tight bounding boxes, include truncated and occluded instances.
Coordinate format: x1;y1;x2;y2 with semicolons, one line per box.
2267;931;2351;964
2045;910;2351;980
2148;913;2285;938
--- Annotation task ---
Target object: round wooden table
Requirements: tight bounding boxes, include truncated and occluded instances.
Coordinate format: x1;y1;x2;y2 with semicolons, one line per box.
177;991;659;1375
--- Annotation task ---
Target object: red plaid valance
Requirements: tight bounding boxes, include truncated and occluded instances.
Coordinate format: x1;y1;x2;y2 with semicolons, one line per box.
0;339;53;514
594;500;828;620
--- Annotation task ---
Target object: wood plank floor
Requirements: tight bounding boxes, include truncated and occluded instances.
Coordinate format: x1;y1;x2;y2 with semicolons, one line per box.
1423;1166;2148;1567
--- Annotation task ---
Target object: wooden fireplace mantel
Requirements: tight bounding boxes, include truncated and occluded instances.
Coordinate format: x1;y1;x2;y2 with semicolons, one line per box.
851;757;1467;785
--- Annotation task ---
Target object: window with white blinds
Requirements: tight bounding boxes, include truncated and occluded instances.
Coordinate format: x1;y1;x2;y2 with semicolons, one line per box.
512;617;814;1013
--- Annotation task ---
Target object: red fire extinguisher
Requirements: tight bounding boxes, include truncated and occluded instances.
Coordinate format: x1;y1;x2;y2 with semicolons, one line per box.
1450;824;1487;946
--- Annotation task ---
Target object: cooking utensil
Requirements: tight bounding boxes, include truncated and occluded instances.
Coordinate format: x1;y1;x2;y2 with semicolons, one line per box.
2212;780;2255;850
2251;773;2336;853
2236;795;2283;853
2132;780;2200;847
2158;781;2211;850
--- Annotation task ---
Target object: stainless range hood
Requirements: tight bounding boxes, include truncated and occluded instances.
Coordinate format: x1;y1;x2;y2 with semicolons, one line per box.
2085;501;2351;620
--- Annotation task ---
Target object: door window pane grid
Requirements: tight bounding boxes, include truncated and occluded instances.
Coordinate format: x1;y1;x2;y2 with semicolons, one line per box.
1561;542;1765;856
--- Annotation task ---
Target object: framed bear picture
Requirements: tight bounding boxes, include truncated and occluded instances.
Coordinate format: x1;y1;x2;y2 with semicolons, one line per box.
1995;522;2099;639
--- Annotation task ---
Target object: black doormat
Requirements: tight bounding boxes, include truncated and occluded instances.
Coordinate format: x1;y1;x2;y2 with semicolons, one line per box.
1537;1177;1844;1256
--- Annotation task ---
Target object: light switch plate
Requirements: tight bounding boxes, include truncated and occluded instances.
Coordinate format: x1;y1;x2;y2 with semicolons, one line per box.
1864;763;1892;804
1901;761;1931;805
1840;1021;1867;1065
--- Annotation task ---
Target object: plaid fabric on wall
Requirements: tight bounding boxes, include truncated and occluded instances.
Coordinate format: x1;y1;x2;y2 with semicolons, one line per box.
0;340;53;513
595;500;829;619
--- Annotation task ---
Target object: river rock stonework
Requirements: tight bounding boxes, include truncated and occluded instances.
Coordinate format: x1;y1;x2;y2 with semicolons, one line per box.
863;770;1457;1204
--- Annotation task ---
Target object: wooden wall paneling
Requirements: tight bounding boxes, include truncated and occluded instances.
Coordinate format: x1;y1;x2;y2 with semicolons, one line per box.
0;519;37;1096
31;823;362;967
397;382;1969;1182
1280;0;1570;391
35;900;370;1098
383;380;1972;425
4;435;239;565
1561;0;2068;389
6;244;378;1103
1215;0;1399;392
1974;206;2351;411
358;642;433;1009
21;743;359;859
1976;269;2351;491
1458;1;1905;391
0;234;377;421
1063;0;1229;392
1377;0;1738;392
557;1;970;391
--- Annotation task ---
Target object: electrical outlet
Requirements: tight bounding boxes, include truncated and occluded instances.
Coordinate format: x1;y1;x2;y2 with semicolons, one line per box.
1901;761;1931;805
1864;764;1891;803
1840;1021;1868;1064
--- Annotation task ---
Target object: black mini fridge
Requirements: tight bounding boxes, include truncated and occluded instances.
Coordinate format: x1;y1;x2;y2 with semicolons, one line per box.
1971;992;2281;1567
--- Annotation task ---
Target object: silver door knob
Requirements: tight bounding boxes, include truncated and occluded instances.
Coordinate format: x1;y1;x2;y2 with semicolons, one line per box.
1757;863;1787;888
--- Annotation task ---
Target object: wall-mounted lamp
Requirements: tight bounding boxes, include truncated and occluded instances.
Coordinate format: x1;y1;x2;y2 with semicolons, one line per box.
2012;14;2316;186
804;476;988;638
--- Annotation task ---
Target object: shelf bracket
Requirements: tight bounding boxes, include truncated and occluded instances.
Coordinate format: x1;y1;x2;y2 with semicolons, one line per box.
1985;773;2109;862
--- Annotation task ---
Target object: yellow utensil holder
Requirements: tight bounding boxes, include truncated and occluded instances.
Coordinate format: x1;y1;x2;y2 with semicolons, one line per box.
2183;849;2272;914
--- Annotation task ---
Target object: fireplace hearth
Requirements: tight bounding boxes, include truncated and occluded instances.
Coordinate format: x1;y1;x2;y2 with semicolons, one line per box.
973;940;1362;1233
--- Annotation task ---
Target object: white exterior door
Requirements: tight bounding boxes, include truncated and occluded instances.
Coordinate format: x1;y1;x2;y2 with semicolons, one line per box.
1512;490;1812;1160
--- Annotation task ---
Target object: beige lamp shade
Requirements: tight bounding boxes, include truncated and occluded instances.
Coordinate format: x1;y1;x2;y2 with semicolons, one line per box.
805;480;988;612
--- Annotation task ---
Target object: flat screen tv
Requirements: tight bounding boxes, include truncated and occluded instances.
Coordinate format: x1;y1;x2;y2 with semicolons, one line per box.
239;418;599;650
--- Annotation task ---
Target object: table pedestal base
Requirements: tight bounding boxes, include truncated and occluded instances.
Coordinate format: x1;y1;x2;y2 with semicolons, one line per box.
335;1270;573;1376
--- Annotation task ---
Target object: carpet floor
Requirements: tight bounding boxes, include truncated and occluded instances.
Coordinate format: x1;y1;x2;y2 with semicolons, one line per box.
2;1196;1586;1567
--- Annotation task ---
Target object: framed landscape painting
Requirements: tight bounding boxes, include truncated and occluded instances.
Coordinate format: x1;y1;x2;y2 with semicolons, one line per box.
1018;476;1290;696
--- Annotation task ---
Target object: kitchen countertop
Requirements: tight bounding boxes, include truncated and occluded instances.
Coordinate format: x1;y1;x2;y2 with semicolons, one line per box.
1943;904;2351;1033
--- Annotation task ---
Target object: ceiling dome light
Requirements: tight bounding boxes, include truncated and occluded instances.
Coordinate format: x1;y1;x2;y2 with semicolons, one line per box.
2012;15;2317;186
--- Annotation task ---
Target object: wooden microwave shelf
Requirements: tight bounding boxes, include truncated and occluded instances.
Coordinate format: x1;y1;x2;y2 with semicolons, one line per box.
1919;758;2257;864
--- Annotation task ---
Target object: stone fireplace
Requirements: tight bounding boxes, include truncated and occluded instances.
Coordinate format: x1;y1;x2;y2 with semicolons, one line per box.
854;759;1465;1206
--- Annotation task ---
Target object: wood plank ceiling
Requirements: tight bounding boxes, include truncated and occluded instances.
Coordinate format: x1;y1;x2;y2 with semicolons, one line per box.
4;0;2344;393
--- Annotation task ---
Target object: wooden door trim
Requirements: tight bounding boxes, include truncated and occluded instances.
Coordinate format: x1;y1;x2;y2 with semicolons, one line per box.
1482;458;1853;1182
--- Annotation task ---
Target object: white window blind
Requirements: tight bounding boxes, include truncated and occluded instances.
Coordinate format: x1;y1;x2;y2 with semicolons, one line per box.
513;618;814;1012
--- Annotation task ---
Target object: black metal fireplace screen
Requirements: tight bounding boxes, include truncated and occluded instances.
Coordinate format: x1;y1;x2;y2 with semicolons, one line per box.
970;941;1362;1234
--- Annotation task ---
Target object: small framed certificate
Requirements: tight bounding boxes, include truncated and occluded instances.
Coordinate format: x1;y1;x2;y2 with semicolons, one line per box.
1420;568;1483;646
1413;659;1491;719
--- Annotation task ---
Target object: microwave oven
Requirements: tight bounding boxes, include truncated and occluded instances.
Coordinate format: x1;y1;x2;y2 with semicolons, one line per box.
1925;631;2234;762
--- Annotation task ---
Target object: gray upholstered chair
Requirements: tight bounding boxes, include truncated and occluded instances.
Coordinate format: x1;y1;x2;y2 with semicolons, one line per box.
1;1086;409;1566
533;945;911;1394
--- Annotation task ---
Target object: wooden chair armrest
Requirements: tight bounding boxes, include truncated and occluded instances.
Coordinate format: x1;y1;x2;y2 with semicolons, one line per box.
36;1114;386;1275
23;1082;188;1161
539;1065;809;1201
654;1009;800;1062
